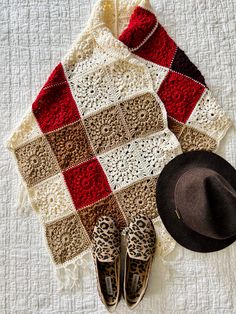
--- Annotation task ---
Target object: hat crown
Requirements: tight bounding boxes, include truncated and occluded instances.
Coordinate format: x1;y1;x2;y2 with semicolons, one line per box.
175;168;236;240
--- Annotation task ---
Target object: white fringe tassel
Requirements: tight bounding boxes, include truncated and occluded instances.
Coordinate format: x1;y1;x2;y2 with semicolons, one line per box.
153;216;176;258
16;181;32;215
55;253;93;291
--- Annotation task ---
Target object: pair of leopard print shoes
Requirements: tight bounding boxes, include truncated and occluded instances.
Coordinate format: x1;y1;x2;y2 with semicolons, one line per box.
92;214;156;312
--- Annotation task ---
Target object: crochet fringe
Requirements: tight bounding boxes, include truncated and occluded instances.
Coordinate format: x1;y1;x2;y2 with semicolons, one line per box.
16;181;32;215
153;216;176;257
55;251;93;291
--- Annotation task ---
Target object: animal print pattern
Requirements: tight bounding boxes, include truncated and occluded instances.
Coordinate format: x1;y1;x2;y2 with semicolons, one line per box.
127;215;156;261
97;260;119;306
126;259;149;304
124;214;156;307
92;216;121;262
92;216;121;308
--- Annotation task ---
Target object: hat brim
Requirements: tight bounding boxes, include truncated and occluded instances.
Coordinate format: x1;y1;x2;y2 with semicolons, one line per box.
156;151;236;253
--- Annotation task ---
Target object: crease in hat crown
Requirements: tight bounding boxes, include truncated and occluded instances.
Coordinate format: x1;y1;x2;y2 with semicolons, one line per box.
174;167;236;240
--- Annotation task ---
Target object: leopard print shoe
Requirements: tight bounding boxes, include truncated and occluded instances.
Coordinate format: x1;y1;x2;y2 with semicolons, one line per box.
124;214;156;309
92;216;121;313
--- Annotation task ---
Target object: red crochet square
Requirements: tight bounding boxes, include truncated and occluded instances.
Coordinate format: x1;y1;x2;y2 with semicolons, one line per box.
63;158;112;209
119;6;157;50
135;25;177;68
158;71;205;123
32;63;80;133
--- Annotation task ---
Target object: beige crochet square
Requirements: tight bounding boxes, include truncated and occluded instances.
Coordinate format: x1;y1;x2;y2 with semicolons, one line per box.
179;125;217;152
28;174;75;223
14;136;60;187
45;213;91;265
120;93;165;138
116;177;158;222
84;105;130;154
79;194;127;238
46;121;94;170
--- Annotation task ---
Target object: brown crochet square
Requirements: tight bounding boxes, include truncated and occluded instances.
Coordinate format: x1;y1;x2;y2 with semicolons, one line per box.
120;93;164;138
116;178;158;222
46;121;94;170
45;213;91;264
79;194;127;238
168;116;184;138
84;106;130;154
14;136;60;186
179;126;217;152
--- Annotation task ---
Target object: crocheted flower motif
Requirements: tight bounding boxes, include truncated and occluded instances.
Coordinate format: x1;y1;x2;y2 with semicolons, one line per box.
64;32;97;79
109;60;150;100
179;126;217;152
133;25;177;68
14;137;59;186
46;121;94;170
67;46;114;81
64;158;112;209
65;34;119;93
45;214;90;264
186;90;231;140
137;131;182;176
120;93;164;138
171;48;206;86
99;143;146;190
71;69;115;117
84;105;130;154
33;63;80;133
116;178;158;222
79;195;127;238
29;174;75;223
158;71;205;123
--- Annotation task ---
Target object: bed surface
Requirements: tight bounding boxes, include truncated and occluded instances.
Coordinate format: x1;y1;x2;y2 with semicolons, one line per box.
0;0;235;313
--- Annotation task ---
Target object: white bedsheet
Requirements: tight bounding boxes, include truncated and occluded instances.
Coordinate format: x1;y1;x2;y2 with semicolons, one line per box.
0;0;235;313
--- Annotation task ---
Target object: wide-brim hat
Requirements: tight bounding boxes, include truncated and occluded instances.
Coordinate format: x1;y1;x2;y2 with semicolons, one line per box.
156;151;236;253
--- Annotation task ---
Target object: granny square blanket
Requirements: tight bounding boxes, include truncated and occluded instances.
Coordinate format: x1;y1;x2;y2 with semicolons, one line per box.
7;0;231;288
118;4;231;151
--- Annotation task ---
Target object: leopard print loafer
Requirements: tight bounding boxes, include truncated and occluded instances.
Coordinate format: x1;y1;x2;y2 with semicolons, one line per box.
124;214;156;309
92;216;121;313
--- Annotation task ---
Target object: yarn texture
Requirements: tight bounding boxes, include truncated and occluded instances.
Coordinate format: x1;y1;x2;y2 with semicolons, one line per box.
7;0;231;289
119;2;231;150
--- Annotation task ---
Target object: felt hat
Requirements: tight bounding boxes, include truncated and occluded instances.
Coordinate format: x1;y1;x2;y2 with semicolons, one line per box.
156;151;236;252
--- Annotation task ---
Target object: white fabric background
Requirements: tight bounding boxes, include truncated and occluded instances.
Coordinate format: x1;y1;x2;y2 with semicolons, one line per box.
0;0;236;313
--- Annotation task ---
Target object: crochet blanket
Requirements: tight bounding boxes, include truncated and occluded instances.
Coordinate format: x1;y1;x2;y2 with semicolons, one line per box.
7;0;187;275
1;0;236;313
